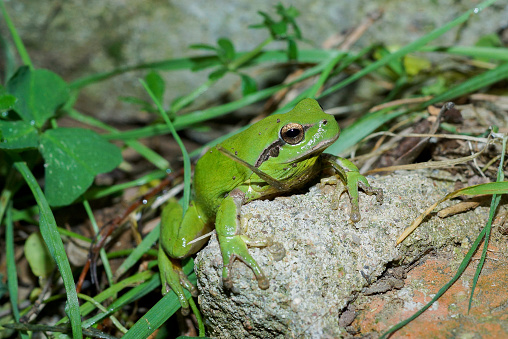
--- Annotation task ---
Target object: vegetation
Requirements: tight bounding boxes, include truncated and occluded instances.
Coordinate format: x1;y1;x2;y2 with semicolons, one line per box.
0;0;507;337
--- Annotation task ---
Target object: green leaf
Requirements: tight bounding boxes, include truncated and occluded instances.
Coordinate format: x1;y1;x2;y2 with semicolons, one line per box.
39;128;122;206
271;21;287;36
208;67;228;81
475;33;502;48
24;232;56;278
421;76;447;96
279;4;300;20
240;74;257;96
217;38;235;61
188;43;217;51
144;71;165;103
0;120;38;149
6;66;69;128
325;107;406;155
287;38;298;60
0;93;17;111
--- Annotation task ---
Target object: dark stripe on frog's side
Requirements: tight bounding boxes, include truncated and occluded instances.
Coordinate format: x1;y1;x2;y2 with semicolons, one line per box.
254;139;284;168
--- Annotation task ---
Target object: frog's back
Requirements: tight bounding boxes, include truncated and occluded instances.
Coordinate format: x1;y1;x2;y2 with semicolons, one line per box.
193;147;250;218
192;115;284;216
192;98;337;217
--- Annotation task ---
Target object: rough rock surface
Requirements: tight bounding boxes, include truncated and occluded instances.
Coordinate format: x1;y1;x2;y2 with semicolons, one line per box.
194;170;494;338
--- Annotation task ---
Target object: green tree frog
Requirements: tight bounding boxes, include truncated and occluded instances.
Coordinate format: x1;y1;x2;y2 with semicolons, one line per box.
158;98;382;314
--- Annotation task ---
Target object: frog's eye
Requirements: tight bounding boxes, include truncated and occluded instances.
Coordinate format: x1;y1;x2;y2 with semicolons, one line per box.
280;123;304;145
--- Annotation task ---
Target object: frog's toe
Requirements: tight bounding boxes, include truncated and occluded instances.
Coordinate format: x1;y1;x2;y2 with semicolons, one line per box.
350;206;361;223
267;241;286;261
374;187;384;203
222;269;269;290
257;276;270;290
358;181;383;203
221;250;269;291
223;276;234;290
177;269;199;297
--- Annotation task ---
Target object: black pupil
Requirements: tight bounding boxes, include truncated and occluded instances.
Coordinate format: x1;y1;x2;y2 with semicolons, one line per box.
285;128;301;138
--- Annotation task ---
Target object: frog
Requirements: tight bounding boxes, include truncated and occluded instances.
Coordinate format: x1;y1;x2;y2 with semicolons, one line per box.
158;98;383;314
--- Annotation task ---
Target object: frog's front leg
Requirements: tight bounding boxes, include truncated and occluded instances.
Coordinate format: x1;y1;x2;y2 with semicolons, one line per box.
321;153;383;222
216;188;269;290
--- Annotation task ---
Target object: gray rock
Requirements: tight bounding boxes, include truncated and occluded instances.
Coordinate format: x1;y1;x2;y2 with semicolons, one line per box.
194;170;490;338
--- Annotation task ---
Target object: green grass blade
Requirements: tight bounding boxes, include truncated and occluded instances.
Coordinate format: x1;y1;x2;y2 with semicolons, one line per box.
125;140;170;170
2;323;117;339
171;77;218;113
83;169;167;200
423;61;508;106
188;297;205;336
380;224;488;338
0;29;18;82
469;135;507;311
122;283;194;339
326;55;508;157
325;107;407;155
383;138;507;337
319;0;498;99
83;200;114;287
106;62;327;142
141;80;192;214
451;181;508;196
5;202;30;339
82;273;160;328
11;156;82;339
420;45;508;61
68;49;335;90
0;1;32;69
67;108;170;170
56;226;91;243
300;51;345;100
114;223;160;280
0;168;21;229
77;293;128;334
69;56;217;89
57;271;154;323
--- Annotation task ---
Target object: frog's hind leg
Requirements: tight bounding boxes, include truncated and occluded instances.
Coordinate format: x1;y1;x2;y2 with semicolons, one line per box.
158;246;195;314
158;201;211;314
215;189;269;290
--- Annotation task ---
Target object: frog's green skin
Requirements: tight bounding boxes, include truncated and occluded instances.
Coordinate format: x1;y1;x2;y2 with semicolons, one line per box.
158;98;383;314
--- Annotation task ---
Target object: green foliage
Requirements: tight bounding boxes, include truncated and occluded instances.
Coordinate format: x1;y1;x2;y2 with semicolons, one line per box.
0;120;38;149
0;86;17;111
24;232;55;278
1;66;122;206
1;0;507;338
251;3;302;59
252;3;302;41
6;66;69;127
39;128;122;206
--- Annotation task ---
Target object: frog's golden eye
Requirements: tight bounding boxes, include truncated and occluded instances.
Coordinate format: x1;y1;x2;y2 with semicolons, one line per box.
280;123;304;145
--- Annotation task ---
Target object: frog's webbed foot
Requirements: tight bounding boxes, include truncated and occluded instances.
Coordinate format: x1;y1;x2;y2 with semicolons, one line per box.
158;247;197;315
321;154;383;222
345;171;383;222
219;234;270;290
